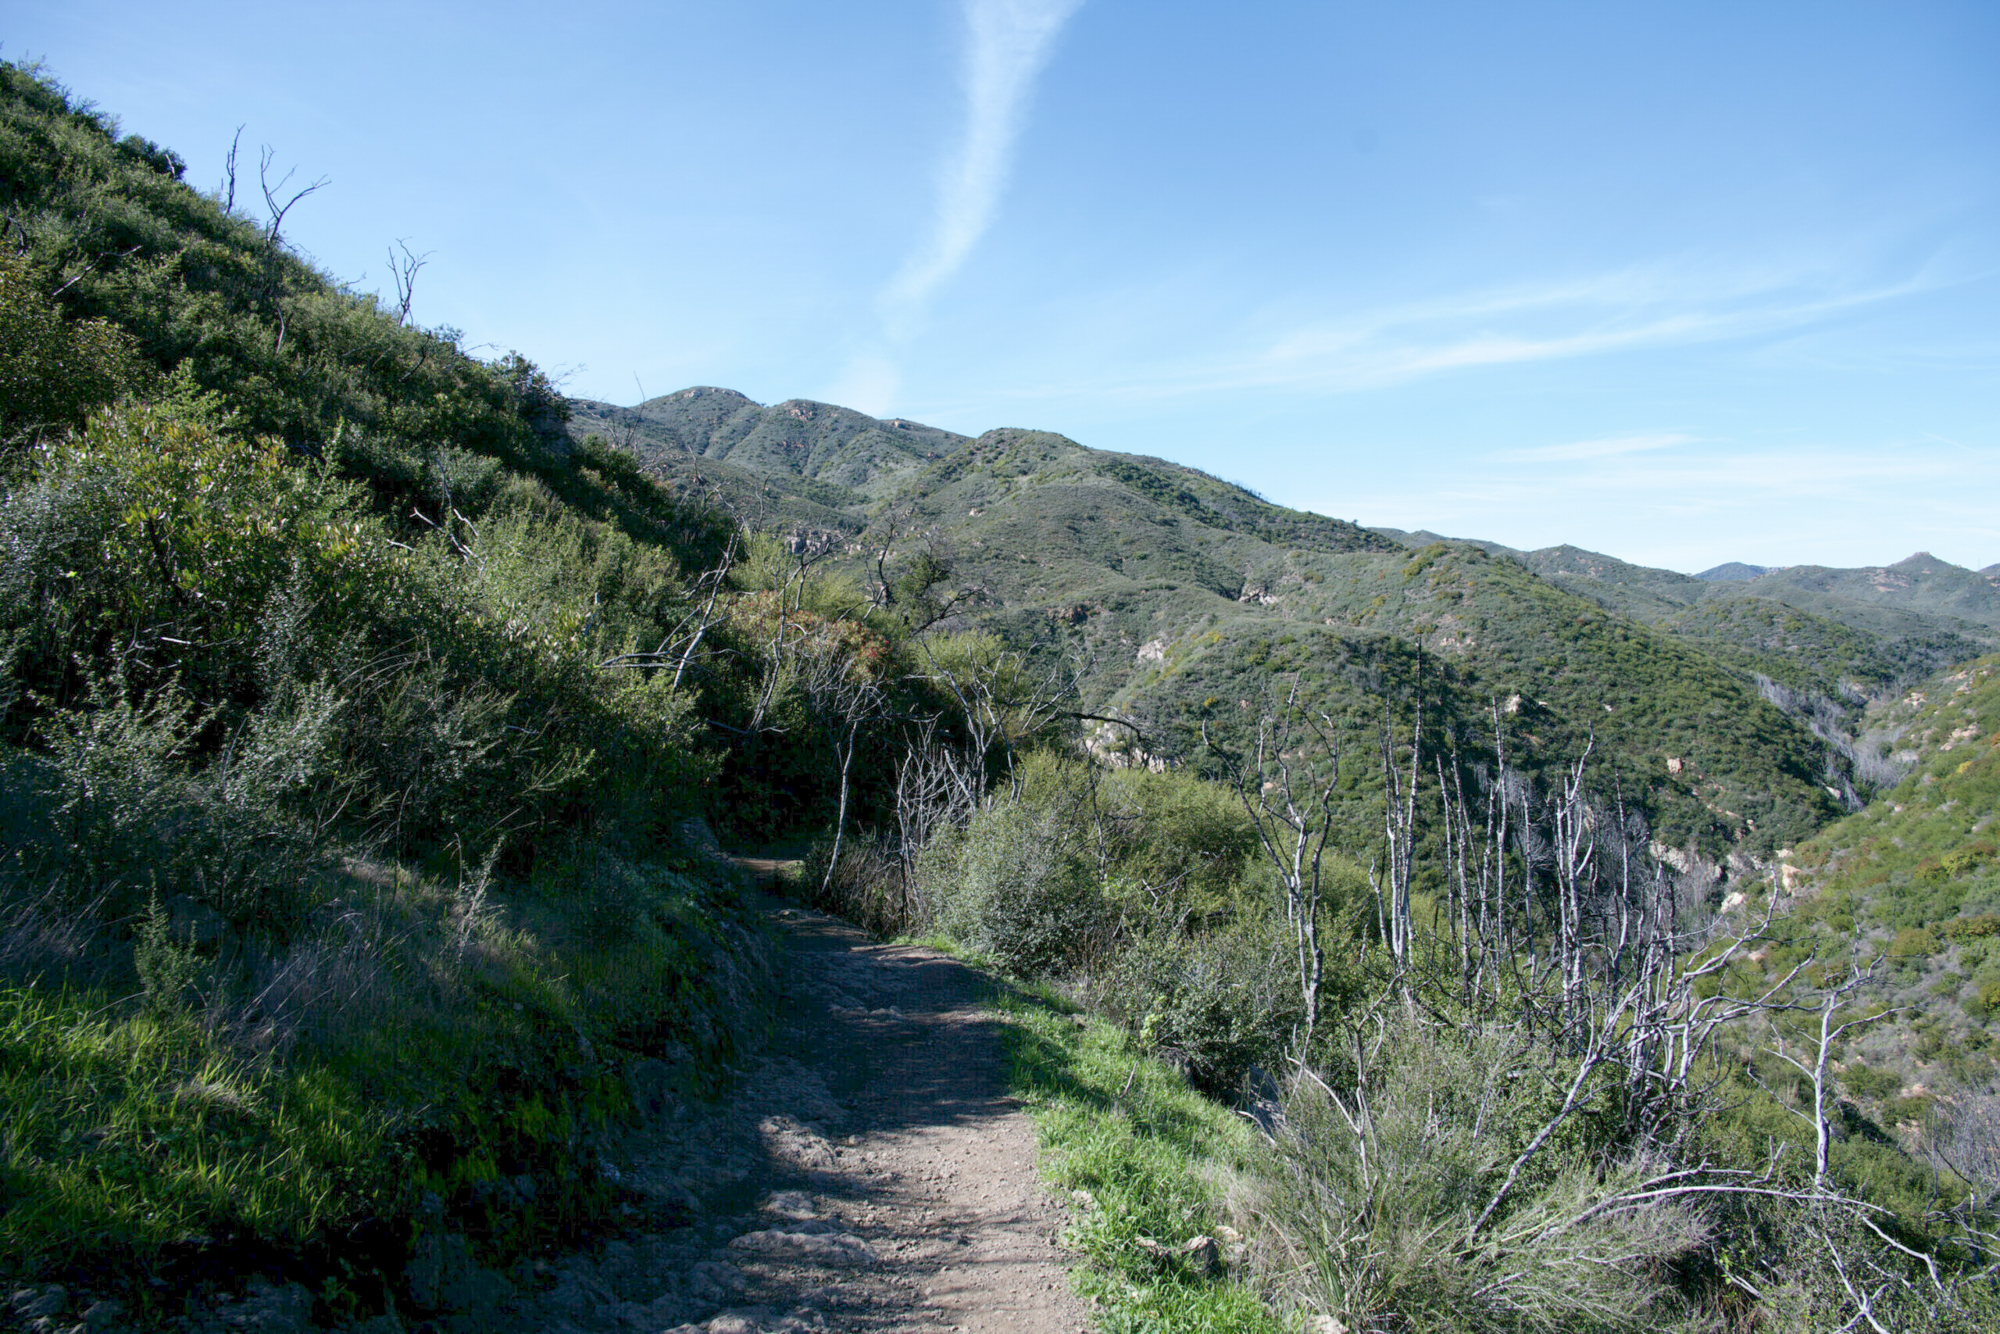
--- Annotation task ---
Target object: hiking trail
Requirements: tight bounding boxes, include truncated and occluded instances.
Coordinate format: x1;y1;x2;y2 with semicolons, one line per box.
511;876;1093;1334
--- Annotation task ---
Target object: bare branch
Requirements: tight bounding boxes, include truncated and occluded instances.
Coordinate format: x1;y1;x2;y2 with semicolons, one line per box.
220;124;243;213
386;238;430;325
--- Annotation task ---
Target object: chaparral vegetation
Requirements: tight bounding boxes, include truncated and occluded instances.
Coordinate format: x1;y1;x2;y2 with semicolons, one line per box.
2;58;1996;1332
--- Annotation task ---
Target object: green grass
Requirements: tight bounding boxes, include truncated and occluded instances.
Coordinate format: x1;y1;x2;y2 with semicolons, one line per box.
0;852;771;1319
0;984;396;1309
996;994;1287;1334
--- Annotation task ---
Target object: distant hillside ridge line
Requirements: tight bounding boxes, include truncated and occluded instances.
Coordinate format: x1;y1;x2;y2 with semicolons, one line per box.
1696;562;1771;582
571;389;1994;592
566;387;1395;554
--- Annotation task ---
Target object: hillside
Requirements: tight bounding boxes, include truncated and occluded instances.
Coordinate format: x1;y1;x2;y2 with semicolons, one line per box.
0;60;849;1320
568;388;968;531
1750;656;2000;1138
574;392;1940;858
1698;562;1772;581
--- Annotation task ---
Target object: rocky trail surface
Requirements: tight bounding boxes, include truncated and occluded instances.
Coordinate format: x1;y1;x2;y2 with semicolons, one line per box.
509;886;1094;1334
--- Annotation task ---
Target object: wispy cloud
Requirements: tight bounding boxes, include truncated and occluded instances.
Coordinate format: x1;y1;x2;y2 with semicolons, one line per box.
1508;431;1694;462
830;0;1083;414
886;0;1084;327
1212;266;1934;397
918;256;1949;419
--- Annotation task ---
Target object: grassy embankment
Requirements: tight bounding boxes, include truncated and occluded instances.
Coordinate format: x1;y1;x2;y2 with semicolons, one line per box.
0;57;800;1320
1000;997;1286;1334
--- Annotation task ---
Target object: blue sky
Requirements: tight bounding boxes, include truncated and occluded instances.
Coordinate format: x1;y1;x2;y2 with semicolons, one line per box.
10;1;1998;572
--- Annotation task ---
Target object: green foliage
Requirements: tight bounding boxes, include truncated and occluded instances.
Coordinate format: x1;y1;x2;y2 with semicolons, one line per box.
1000;997;1284;1334
0;852;768;1305
133;896;203;1016
0;60;780;1311
0;250;140;438
1258;1016;1714;1333
1093;767;1260;922
1095;924;1301;1097
1768;656;2000;1096
921;795;1113;977
0;985;401;1284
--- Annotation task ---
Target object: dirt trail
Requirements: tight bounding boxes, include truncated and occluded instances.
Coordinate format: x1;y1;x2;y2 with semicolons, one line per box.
513;884;1093;1334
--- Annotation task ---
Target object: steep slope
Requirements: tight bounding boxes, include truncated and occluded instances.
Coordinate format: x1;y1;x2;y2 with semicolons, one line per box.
1093;540;1846;856
1366;534;2000;777
1525;551;1999;790
1758;656;2000;1130
0;61;777;1311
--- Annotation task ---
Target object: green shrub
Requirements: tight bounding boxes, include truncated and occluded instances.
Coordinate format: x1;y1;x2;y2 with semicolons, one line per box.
1256;1016;1712;1333
1095;767;1259;922
920;798;1113;978
1840;1064;1902;1101
1096;922;1301;1097
1889;925;1938;958
24;674;331;931
0;250;140;438
132;897;203;1016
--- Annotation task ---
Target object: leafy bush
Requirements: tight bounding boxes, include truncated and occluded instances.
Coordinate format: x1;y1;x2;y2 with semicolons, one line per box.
0;250;139;437
0;60;776;1311
22;674;331;931
1095;923;1301;1097
921;797;1114;977
1255;1015;1712;1333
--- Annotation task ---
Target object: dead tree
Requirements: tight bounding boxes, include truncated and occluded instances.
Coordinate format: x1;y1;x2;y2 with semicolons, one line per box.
1759;956;1902;1188
916;634;1080;801
1236;674;1343;1066
254;145;327;354
219;124;244;213
595;531;740;691
793;633;885;901
1374;704;1421;978
386;239;429;326
890;715;981;920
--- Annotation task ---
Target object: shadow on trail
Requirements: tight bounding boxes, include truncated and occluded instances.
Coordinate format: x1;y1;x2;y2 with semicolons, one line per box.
591;877;1091;1331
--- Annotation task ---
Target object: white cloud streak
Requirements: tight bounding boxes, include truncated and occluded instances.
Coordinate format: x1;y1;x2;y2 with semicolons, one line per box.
922;256;1951;419
1509;432;1695;462
883;0;1084;331
1210;267;1935;398
831;0;1082;412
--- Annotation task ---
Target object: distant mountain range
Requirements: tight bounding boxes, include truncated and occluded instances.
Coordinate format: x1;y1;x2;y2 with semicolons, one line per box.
570;389;1998;861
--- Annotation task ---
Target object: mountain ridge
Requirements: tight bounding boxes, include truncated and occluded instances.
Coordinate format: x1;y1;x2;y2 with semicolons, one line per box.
568;387;2000;858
